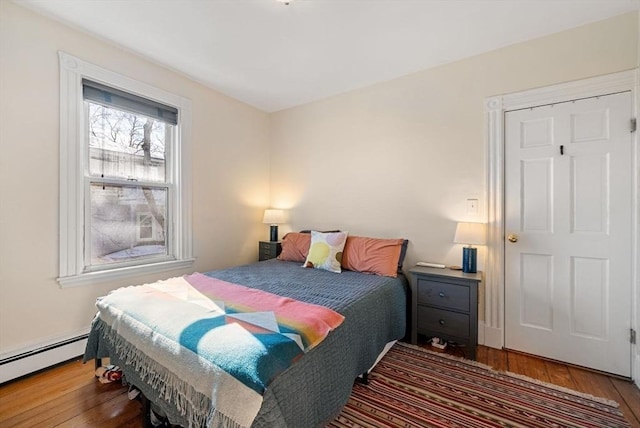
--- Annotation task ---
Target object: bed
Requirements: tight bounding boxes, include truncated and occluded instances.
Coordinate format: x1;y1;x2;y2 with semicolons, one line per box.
84;233;409;427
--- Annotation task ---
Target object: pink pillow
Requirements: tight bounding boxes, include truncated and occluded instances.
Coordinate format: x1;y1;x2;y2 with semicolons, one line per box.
278;232;311;262
341;236;406;277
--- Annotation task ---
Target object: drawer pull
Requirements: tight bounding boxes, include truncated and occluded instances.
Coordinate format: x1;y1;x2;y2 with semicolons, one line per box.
439;319;446;325
438;292;446;298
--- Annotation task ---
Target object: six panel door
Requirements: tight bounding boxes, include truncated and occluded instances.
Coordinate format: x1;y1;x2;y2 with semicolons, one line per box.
504;92;633;377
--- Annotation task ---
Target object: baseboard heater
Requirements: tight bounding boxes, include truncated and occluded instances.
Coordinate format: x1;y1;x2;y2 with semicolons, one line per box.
0;333;89;384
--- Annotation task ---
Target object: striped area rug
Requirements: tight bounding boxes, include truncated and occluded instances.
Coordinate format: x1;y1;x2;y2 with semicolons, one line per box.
329;342;630;428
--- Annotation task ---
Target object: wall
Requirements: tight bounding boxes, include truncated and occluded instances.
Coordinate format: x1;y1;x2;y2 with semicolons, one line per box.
269;12;639;326
0;1;270;355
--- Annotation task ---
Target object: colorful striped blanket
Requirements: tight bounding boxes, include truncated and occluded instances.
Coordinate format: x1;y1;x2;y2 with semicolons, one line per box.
94;272;345;427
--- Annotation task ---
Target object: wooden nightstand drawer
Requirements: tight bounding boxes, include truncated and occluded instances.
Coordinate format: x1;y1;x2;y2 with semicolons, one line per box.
260;247;275;256
417;279;470;312
417;306;470;338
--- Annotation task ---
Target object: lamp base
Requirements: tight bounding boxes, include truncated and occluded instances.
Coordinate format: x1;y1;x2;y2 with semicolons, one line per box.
270;225;278;242
462;247;477;273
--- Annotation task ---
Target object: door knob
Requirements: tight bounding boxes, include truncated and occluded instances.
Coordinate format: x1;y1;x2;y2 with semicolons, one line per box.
507;234;518;243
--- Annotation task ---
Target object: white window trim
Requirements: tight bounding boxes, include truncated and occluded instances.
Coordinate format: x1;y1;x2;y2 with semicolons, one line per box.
58;52;194;288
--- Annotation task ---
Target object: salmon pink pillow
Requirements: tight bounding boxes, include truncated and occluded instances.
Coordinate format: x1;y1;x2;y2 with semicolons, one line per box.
278;232;311;262
341;236;407;277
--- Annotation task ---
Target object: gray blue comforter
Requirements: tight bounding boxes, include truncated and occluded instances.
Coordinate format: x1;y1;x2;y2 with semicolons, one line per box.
84;259;408;427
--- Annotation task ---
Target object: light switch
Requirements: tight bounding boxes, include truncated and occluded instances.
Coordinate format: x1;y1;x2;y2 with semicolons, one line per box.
466;198;479;214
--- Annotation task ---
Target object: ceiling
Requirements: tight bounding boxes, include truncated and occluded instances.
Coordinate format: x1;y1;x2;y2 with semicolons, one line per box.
15;0;640;112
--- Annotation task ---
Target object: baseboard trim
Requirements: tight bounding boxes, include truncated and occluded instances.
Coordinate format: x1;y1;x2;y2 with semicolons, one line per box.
0;333;88;384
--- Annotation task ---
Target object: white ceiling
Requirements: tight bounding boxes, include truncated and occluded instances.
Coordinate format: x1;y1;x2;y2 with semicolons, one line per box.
15;0;640;112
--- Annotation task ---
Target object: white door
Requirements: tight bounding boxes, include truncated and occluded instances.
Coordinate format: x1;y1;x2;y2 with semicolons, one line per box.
504;91;633;377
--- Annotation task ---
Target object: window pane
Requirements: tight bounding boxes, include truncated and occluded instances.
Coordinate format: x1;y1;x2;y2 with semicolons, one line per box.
89;183;168;267
87;102;169;182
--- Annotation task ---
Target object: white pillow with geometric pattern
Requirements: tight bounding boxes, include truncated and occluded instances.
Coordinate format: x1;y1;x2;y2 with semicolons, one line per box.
303;231;348;273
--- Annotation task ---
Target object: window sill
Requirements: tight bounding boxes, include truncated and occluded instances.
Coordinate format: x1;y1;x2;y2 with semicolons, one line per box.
57;258;196;288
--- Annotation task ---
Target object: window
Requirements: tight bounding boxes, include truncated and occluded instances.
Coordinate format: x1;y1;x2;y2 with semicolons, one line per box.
137;213;158;242
84;80;173;268
58;52;193;287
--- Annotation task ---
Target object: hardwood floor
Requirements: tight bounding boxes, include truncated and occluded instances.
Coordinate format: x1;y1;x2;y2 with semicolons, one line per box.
1;346;639;427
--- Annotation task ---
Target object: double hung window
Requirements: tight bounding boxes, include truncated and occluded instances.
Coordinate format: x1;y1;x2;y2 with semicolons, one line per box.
84;80;175;269
59;53;193;286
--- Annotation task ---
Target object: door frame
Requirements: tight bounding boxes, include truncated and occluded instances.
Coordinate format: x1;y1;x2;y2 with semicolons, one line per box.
484;69;639;382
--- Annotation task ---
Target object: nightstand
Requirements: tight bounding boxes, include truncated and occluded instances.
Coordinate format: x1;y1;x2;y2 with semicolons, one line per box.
409;266;481;360
258;241;282;261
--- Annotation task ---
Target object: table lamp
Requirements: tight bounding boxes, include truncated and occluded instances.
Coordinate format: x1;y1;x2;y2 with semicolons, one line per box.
262;209;285;242
453;222;486;273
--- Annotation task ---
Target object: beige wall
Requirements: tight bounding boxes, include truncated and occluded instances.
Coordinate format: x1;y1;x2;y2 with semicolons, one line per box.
270;12;638;279
0;1;270;353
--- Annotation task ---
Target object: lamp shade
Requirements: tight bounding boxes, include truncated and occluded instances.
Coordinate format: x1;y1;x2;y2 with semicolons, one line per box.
453;222;487;246
262;209;285;225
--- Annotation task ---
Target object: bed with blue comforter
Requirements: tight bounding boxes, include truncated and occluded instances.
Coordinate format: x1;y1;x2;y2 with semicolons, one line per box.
84;259;408;427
